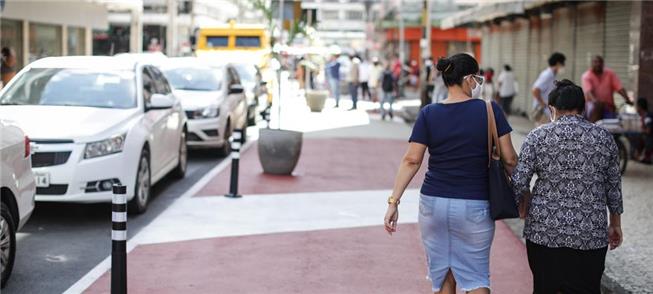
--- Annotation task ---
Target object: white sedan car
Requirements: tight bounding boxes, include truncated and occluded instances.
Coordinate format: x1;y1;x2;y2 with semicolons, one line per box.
160;58;248;155
0;120;35;288
0;56;188;214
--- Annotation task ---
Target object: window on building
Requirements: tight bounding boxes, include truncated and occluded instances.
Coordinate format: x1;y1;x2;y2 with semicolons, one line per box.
206;36;228;48
321;10;339;20
143;25;166;52
346;10;363;20
29;22;62;62
235;36;261;48
67;26;86;56
1;18;24;70
92;25;130;56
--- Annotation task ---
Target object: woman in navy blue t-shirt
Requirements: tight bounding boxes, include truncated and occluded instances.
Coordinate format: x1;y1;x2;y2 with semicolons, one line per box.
383;53;518;293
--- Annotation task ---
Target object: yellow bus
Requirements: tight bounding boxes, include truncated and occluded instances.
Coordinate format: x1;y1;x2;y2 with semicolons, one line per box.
195;21;270;69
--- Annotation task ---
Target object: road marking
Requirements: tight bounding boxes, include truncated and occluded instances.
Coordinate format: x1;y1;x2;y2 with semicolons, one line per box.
63;139;255;294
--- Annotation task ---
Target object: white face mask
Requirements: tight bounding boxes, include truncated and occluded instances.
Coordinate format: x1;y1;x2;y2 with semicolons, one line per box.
470;76;482;99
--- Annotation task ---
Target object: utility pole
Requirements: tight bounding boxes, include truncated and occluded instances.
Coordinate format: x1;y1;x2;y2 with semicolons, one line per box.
167;0;178;56
398;0;404;64
420;0;432;108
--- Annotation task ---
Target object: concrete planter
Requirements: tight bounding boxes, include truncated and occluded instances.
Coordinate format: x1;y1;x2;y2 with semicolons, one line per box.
258;128;303;175
305;90;328;112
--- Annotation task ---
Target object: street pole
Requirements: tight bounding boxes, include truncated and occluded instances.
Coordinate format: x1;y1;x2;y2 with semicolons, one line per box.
111;185;127;294
277;0;284;130
167;0;178;56
398;0;404;64
304;9;312;92
420;0;432;108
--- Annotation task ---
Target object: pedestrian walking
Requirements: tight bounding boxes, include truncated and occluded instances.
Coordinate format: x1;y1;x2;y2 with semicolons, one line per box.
581;55;632;122
497;64;517;115
326;55;341;107
1;47;17;87
380;65;395;120
531;52;566;126
359;57;371;101
347;55;360;110
481;67;495;102
384;53;518;294
431;70;447;103
422;57;435;107
632;97;653;163
512;79;624;294
368;58;384;102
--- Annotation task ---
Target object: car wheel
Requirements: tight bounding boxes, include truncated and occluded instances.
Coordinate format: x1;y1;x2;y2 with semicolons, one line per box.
129;149;151;214
218;122;232;157
172;129;187;179
1;203;16;288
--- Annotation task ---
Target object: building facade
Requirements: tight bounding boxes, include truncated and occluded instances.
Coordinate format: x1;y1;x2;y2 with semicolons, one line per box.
0;0;111;71
443;0;653;115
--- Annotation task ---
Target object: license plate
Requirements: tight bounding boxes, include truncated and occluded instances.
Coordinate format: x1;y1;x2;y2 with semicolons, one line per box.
35;173;50;188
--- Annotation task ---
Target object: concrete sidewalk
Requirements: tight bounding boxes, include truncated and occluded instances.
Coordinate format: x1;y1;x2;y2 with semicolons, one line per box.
72;93;534;293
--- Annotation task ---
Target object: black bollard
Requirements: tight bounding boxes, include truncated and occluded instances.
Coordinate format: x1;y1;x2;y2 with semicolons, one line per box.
225;129;243;198
111;184;127;294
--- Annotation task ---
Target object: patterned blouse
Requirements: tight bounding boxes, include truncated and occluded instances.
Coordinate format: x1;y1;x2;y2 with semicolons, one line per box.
512;115;623;250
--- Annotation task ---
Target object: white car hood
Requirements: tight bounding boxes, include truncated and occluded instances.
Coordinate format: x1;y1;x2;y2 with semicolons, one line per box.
0;105;139;142
174;90;223;110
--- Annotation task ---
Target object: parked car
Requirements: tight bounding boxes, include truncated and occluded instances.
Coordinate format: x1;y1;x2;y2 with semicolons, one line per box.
0;120;35;288
160;58;248;155
0;56;187;214
232;62;267;126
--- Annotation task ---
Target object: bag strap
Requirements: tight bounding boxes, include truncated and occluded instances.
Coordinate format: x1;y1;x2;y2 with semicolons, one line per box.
485;101;501;167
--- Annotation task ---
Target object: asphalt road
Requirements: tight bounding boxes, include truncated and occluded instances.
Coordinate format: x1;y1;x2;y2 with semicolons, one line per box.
3;149;225;294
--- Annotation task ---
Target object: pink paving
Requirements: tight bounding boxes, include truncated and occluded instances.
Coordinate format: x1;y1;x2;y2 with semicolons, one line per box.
196;138;427;196
85;222;531;294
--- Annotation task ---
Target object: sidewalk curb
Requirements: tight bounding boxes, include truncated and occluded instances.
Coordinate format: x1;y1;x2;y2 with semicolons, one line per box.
63;138;256;294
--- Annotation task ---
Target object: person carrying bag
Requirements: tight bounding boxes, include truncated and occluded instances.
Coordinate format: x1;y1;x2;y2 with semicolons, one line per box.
486;101;520;220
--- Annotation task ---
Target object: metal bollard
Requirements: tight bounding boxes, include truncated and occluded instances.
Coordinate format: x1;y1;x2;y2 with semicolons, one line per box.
111;185;127;294
225;129;243;198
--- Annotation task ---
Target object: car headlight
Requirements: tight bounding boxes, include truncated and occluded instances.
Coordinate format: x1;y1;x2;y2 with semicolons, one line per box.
84;133;126;159
196;106;219;119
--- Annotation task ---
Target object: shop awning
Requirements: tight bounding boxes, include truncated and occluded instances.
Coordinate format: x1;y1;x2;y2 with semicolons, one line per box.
440;0;558;29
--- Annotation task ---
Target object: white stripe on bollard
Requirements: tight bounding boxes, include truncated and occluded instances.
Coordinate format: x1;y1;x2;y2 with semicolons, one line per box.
232;142;241;149
233;132;242;140
112;194;127;204
112;230;127;241
231;152;240;159
112;212;127;222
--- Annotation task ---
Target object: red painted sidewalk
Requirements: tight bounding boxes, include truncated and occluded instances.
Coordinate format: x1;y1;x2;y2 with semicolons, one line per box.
196;138;426;196
83;137;532;293
85;222;531;294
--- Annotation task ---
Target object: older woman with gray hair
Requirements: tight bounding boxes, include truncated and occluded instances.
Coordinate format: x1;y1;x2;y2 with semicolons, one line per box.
512;79;624;293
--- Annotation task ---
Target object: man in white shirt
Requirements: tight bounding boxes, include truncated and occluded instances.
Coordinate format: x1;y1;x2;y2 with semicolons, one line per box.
498;64;517;115
531;52;566;125
359;58;371;101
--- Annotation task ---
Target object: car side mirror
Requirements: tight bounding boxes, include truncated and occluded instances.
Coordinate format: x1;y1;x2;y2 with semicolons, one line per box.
229;84;244;94
148;93;174;110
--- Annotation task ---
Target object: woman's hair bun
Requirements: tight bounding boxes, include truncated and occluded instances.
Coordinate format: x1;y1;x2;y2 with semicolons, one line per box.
436;57;453;73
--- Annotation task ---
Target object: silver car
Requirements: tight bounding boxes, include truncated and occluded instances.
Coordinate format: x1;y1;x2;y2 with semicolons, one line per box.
161;58;248;155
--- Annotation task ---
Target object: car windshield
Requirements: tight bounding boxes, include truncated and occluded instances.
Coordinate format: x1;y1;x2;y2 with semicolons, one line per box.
163;67;222;91
0;68;136;108
233;64;256;83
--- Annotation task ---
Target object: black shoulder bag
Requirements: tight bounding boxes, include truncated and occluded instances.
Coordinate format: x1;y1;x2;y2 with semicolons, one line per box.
486;101;519;220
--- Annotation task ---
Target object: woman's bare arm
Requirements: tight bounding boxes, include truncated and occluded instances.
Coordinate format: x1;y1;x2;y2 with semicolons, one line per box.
390;142;427;201
499;133;518;174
